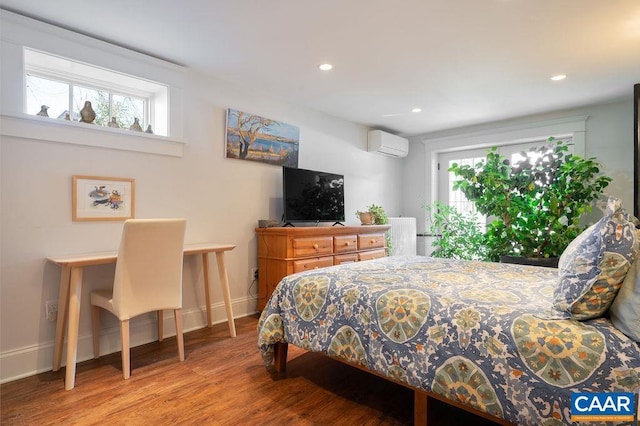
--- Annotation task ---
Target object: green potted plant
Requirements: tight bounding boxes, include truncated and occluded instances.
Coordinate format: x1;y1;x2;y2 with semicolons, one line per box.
448;138;611;265
356;204;392;252
356;204;388;225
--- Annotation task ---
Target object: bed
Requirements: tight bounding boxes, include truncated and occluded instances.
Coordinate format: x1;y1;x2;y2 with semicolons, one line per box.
257;255;640;425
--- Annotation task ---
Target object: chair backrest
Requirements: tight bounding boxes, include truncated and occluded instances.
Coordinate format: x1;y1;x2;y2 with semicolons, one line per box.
111;218;186;319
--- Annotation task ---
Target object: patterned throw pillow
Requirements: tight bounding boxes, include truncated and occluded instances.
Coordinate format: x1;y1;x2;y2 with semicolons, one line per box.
609;259;640;342
551;198;639;320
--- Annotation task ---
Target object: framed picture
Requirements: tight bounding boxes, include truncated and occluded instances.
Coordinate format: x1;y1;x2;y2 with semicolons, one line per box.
225;108;300;167
634;83;639;218
72;175;135;221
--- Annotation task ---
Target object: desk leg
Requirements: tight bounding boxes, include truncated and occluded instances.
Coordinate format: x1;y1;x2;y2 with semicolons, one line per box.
201;253;213;327
65;266;83;390
215;251;236;337
52;267;70;371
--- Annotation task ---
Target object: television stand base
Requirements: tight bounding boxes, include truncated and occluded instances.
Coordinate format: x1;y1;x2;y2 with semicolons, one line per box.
280;221;344;227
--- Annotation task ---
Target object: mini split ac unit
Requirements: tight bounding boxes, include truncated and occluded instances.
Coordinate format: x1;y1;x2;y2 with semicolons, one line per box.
367;130;409;158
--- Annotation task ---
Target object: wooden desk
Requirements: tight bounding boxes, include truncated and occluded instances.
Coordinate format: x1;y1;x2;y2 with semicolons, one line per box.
47;242;236;390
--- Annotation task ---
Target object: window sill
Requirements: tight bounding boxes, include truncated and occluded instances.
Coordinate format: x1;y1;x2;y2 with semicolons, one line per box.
0;113;185;157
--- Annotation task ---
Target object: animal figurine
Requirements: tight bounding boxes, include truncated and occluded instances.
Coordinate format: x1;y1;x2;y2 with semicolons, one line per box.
129;117;143;132
79;101;96;123
36;105;49;117
108;117;120;128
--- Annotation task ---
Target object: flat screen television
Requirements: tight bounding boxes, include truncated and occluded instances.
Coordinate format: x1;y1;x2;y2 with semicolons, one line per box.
283;167;345;225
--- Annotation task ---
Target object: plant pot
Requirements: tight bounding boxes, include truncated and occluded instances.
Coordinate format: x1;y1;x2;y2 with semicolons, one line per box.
358;212;375;225
499;255;559;268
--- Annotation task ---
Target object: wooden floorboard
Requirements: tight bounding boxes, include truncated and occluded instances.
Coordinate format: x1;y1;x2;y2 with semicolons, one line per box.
1;315;498;425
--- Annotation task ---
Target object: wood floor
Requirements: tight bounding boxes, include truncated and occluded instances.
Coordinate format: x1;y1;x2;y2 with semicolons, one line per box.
1;315;498;425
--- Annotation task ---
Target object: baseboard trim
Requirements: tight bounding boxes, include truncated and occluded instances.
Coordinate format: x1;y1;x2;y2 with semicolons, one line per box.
0;297;258;384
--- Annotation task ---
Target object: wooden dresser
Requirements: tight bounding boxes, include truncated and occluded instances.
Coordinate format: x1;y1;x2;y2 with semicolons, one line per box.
255;225;390;310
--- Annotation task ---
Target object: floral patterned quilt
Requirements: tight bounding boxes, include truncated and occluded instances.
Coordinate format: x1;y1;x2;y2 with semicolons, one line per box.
257;256;640;425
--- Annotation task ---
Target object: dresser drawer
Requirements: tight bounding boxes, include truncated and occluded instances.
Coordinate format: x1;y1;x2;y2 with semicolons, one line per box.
292;237;333;257
333;235;358;253
293;256;334;273
357;233;386;250
358;249;386;261
256;225;391;311
334;253;358;265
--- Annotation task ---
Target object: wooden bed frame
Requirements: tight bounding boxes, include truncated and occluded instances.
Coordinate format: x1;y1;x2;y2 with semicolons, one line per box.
273;342;514;426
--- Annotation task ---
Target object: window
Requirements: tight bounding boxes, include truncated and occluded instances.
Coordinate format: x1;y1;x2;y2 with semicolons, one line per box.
438;138;571;224
24;48;167;136
439;148;487;228
1;12;185;157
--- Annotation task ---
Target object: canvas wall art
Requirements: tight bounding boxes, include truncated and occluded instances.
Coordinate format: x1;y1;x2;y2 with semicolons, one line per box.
72;175;135;221
225;108;299;167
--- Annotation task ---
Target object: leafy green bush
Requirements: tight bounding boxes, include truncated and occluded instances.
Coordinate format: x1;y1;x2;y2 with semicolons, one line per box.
448;138;611;261
424;202;489;261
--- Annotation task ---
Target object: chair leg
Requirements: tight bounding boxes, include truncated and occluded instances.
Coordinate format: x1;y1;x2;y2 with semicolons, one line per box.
174;308;185;362
157;310;164;342
91;305;101;358
120;319;131;379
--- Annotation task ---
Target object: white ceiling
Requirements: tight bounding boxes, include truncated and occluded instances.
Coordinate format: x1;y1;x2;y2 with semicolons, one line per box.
2;0;639;136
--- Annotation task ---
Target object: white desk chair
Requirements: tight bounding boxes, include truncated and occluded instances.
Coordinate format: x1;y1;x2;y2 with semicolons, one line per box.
91;218;187;379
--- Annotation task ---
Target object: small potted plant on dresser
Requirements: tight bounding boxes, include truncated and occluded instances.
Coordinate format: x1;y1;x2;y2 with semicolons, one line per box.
356;204;392;252
448;137;611;267
356;204;388;225
356;211;375;225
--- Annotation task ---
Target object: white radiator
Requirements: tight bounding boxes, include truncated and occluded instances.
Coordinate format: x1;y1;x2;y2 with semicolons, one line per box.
388;217;417;256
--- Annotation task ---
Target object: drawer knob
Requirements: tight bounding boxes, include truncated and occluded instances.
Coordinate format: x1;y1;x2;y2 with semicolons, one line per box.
313;243;319;249
371;239;376;244
344;242;350;246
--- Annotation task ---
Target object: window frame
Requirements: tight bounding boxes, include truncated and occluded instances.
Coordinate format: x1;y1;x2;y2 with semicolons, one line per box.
422;116;588;217
26;72;150;125
437;138;574;229
438;138;574;206
24;48;157;132
1;10;185;157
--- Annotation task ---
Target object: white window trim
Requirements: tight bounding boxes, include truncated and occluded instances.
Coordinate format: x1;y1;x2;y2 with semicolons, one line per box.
0;10;186;157
421;115;589;208
24;47;170;134
0;113;184;157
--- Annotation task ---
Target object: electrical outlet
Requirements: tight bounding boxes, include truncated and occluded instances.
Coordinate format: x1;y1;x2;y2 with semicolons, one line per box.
251;268;259;280
45;300;58;322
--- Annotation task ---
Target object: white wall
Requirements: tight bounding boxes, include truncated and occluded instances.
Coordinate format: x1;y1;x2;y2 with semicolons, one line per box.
0;13;404;382
402;99;636;242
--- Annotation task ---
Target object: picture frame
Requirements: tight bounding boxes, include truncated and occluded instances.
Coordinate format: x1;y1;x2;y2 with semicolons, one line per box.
225;108;300;167
634;83;639;218
72;175;135;221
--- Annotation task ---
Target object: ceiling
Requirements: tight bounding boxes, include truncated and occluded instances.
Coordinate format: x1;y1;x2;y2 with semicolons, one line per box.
2;1;639;136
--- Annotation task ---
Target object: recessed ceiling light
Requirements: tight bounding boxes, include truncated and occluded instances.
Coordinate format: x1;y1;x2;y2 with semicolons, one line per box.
319;63;333;71
551;74;566;81
411;108;422;113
